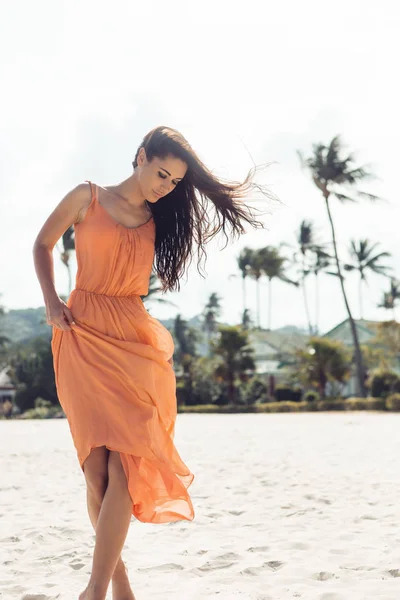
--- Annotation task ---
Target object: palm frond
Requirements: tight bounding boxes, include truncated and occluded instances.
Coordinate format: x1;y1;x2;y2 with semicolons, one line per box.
355;190;382;202
332;192;358;203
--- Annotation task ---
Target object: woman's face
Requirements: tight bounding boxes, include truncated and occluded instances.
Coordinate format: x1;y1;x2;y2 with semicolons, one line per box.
137;148;188;203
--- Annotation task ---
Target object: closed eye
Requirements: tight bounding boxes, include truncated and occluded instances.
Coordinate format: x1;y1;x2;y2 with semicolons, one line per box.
158;171;179;186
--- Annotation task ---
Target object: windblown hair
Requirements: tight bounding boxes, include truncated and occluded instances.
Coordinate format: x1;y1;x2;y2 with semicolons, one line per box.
132;125;275;293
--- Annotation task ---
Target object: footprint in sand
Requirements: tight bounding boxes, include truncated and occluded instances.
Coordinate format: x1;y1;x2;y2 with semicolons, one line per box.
310;571;338;581
215;552;241;560
386;569;400;577
69;558;85;570
265;560;285;571
195;559;237;572
241;560;284;576
21;595;58;600
138;563;184;572
291;542;309;550
241;564;267;576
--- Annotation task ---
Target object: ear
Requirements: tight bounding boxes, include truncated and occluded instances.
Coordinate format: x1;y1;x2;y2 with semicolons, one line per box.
138;146;147;165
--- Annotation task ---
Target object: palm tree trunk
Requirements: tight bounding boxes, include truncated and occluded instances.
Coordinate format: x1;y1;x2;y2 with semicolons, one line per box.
359;276;363;320
256;278;261;329
207;329;211;356
315;273;319;335
268;278;272;331
242;276;247;315
228;365;235;404
324;195;366;397
302;280;312;336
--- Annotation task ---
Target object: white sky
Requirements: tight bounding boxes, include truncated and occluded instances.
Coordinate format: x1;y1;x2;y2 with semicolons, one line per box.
1;0;399;333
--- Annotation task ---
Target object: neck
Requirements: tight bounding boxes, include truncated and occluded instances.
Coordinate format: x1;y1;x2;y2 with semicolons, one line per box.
111;172;146;208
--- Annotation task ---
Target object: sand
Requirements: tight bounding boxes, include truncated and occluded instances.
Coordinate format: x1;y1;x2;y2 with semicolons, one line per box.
1;411;400;599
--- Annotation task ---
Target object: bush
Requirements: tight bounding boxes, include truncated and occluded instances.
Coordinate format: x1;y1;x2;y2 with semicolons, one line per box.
14;387;36;413
177;397;389;413
386;393;400;411
35;397;53;409
303;390;320;402
19;405;61;419
242;377;268;405
368;369;400;398
274;385;302;402
343;397;385;411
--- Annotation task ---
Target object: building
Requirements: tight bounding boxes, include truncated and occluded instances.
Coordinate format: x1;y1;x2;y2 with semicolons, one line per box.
0;367;15;416
322;318;396;396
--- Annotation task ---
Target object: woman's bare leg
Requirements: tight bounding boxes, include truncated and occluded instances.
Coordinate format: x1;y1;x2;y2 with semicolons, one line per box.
80;450;134;600
82;447;134;599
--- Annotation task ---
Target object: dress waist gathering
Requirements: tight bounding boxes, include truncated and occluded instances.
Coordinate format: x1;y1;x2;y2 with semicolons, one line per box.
73;288;142;299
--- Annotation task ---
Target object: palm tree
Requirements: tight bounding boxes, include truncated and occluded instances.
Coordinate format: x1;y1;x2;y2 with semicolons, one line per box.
237;247;255;315
296;337;351;398
298;135;381;397
141;273;178;311
241;308;253;331
344;239;392;319
173;314;199;402
310;246;332;335
56;226;75;296
203;293;222;354
213;325;255;404
292;220;315;335
378;278;400;321
257;245;298;331
248;252;264;329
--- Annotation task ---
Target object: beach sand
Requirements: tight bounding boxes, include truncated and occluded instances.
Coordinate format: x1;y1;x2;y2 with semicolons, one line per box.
1;411;400;599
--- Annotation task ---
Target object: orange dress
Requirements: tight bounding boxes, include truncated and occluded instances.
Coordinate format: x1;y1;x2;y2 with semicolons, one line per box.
51;181;195;524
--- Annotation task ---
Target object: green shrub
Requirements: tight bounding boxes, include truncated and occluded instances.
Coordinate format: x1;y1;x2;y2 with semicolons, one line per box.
256;394;275;404
386;393;400;411
303;390;320;402
243;377;268;405
368;369;400;398
318;399;346;410
365;397;386;411
19;405;61;419
344;397;386;411
177;397;388;414
345;397;369;410
35;397;53;409
274;385;302;402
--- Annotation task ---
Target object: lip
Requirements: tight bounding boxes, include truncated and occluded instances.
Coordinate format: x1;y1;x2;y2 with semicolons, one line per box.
153;190;163;198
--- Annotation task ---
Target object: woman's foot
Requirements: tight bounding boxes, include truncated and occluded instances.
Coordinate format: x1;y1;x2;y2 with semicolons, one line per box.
112;578;136;600
112;562;136;600
78;586;105;600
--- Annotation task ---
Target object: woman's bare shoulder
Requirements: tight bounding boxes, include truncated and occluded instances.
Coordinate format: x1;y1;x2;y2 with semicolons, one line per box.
33;182;92;250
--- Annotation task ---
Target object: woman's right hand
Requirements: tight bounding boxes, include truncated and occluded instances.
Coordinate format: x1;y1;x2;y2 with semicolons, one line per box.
46;296;76;331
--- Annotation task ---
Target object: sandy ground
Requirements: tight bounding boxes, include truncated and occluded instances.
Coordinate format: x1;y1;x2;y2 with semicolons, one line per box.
1;411;400;600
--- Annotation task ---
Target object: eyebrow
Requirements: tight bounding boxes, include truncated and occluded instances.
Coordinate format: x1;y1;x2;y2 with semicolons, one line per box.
159;167;184;180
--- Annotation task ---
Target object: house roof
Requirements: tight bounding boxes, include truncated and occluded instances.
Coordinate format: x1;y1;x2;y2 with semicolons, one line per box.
323;318;379;338
322;319;383;347
249;328;308;356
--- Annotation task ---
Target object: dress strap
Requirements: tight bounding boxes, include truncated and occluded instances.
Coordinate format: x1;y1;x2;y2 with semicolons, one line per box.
84;180;96;207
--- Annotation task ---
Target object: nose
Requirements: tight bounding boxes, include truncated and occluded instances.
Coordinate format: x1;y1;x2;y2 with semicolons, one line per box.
161;183;172;194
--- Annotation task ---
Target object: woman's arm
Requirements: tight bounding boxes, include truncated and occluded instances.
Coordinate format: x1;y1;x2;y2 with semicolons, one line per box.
32;182;91;329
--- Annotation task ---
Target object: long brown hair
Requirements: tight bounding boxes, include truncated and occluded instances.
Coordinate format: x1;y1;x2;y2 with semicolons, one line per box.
132;125;275;292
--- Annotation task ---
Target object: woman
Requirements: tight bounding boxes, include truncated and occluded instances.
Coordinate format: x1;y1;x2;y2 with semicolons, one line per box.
32;125;270;600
